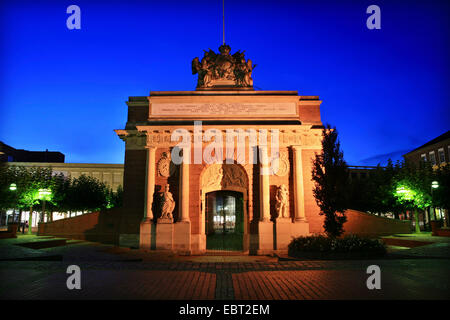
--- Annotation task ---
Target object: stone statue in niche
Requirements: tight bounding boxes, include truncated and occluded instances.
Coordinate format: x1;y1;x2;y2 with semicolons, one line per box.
275;184;289;218
160;184;175;220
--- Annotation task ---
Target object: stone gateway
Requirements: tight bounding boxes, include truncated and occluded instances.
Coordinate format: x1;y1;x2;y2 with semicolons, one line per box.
114;45;324;254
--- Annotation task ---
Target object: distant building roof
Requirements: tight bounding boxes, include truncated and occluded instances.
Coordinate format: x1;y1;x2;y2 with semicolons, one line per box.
403;130;450;156
0;141;65;163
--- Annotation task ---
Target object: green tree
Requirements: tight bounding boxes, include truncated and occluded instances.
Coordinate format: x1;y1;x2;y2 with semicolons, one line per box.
67;175;109;213
107;185;123;208
312;124;349;238
46;173;72;220
4;166;54;233
393;161;433;232
0;164;17;212
348;160;404;217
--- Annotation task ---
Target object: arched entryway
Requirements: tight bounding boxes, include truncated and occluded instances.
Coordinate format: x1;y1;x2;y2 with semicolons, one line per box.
205;191;244;251
200;163;249;253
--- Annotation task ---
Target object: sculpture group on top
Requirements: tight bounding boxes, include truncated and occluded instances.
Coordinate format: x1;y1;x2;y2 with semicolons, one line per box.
192;44;256;89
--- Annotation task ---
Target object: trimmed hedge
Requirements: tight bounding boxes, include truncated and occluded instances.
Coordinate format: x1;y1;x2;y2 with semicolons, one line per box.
288;235;387;259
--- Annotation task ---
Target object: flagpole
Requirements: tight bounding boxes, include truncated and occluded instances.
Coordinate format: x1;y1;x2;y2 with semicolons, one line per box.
222;0;225;45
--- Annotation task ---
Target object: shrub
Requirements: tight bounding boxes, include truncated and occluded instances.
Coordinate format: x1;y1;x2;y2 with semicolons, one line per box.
288;234;386;259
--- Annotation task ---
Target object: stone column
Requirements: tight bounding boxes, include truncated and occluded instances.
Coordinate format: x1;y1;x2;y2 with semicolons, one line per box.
140;145;157;250
143;146;157;221
292;146;306;221
253;146;274;255
179;159;190;222
173;156;191;254
259;146;270;222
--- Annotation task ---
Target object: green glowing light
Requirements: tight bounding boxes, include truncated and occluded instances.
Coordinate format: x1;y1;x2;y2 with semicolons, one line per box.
38;188;52;200
431;181;439;189
9;183;17;191
395;185;415;201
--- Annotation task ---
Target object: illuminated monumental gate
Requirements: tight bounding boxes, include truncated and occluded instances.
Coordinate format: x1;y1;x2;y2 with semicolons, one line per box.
115;45;323;254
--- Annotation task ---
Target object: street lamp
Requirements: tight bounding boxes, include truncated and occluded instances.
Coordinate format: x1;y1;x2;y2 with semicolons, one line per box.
430;180;445;227
8;183;17;226
38;188;51;223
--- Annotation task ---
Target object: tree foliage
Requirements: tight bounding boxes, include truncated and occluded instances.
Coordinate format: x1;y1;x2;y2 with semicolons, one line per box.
0;165;123;217
312;124;349;238
347;157;449;225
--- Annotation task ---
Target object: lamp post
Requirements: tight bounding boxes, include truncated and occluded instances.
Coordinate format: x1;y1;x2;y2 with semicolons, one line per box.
38;188;51;224
431;180;446;228
8;183;17;226
430;181;438;221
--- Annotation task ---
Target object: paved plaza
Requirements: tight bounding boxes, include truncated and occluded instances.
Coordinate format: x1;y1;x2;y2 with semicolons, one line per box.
0;235;449;300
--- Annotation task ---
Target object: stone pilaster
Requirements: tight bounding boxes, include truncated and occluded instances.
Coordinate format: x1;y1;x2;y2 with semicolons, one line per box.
173;155;191;254
259;146;271;222
179;159;190;222
140;145;156;250
292;145;306;222
144;146;156;221
255;146;273;254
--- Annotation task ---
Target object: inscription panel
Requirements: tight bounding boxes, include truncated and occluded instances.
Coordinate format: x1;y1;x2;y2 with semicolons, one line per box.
150;102;297;118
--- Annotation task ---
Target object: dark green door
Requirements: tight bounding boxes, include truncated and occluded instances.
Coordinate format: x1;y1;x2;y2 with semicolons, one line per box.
206;191;243;251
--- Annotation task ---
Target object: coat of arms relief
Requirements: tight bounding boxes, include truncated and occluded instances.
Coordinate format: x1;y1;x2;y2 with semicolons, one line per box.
192;44;256;89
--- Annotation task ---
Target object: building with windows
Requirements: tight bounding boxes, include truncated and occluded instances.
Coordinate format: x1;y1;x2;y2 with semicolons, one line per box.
403;130;450;167
1;162;124;229
403;130;450;230
347;165;380;181
5;162;124;192
1;144;124;229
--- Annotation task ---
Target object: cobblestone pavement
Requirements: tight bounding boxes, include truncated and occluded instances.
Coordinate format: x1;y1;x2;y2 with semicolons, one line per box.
0;237;449;300
1;258;449;300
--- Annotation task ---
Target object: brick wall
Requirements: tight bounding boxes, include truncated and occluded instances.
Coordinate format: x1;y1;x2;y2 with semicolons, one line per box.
38;208;122;244
342;209;411;237
303;148;323;233
120;149;147;234
307;209;411;237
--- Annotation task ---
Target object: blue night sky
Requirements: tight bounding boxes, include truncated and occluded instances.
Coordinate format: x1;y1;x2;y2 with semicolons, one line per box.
0;0;449;165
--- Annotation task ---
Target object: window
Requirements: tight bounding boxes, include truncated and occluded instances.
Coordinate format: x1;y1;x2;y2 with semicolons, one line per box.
438;148;445;164
420;153;427;162
429;151;436;166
